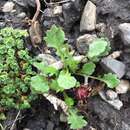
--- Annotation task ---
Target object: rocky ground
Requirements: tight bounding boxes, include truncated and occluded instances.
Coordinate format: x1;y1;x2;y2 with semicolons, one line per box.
1;0;130;130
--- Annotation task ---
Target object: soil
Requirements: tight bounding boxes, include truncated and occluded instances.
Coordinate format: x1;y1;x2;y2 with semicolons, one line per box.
1;0;130;130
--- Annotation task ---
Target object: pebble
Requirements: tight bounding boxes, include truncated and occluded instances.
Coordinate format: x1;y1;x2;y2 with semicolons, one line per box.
119;23;130;46
53;6;62;15
76;34;97;54
99;90;123;110
116;80;130;94
96;23;106;33
100;57;126;79
37;54;57;66
60;113;67;123
106;90;118;100
80;0;96;32
2;2;15;13
0;22;6;28
17;12;26;18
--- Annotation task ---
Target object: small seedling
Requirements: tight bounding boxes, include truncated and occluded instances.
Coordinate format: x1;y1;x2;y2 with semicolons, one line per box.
30;25;120;129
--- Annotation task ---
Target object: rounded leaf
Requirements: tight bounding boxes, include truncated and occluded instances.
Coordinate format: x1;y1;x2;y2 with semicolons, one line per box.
31;75;49;93
57;71;77;89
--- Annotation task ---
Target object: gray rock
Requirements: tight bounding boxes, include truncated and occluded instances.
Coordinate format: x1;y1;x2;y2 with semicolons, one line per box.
99;90;123;110
121;122;130;130
101;57;126;79
119;23;130;46
76;34;97;54
2;2;15;12
13;0;35;7
106;90;118;100
37;54;57;66
0;22;6;29
116;80;130;94
80;1;96;32
95;0;130;21
53;6;62;15
87;96;130;130
17;12;26;18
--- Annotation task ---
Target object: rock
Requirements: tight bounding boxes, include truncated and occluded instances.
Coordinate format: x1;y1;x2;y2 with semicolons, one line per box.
53;6;62;15
60;113;67;123
116;80;130;94
42;8;64;31
47;121;54;130
62;0;84;31
76;34;97;54
80;1;96;32
17;12;26;18
119;23;130;46
121;122;130;130
95;0;130;21
87;96;130;130
2;2;15;12
0;22;6;29
37;54;58;65
106;90;118;100
96;23;106;33
99;90;123;110
13;0;36;7
100;57;126;79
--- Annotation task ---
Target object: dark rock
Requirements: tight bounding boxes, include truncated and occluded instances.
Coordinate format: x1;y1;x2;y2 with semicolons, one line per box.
93;0;130;38
47;121;54;130
100;57;126;79
119;23;130;46
42;0;84;32
87;97;130;130
25;117;46;130
95;0;130;21
62;0;84;32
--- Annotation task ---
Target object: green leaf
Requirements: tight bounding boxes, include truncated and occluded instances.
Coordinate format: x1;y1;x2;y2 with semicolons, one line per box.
44;25;65;49
101;73;120;88
33;62;58;76
88;38;108;58
57;71;77;89
31;75;49;93
67;109;87;129
65;96;74;107
50;80;64;92
0;113;6;120
81;62;96;76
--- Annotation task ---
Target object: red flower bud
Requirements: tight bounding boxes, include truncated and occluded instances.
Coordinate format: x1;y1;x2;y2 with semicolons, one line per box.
75;85;91;100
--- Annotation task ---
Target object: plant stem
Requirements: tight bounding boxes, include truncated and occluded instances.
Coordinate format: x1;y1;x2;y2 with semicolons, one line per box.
88;75;104;82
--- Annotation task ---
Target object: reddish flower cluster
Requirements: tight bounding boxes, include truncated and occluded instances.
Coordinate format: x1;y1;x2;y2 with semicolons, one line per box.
75;85;92;100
